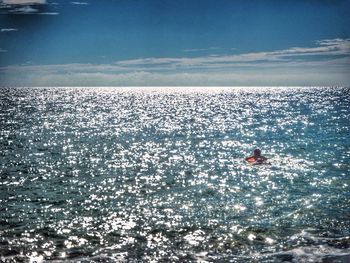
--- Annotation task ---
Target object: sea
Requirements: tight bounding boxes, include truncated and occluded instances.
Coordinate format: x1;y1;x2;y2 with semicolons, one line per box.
0;87;349;263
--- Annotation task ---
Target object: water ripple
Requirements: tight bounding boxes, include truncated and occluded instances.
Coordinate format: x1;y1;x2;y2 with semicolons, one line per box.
0;87;349;262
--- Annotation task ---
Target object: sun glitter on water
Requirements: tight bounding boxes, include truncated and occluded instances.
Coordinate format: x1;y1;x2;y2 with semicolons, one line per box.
0;87;349;262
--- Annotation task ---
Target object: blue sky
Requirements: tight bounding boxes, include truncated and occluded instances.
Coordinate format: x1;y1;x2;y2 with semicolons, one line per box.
0;0;350;86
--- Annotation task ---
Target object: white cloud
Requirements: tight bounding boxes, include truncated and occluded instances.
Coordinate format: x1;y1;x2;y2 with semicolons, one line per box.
116;38;350;70
117;39;350;67
71;1;88;5
3;0;46;4
183;47;221;52
37;12;58;15
10;5;37;13
1;28;18;32
1;69;349;87
3;3;58;14
1;39;349;87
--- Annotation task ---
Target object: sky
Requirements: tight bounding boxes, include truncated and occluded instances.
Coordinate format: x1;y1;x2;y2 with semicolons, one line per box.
0;0;350;86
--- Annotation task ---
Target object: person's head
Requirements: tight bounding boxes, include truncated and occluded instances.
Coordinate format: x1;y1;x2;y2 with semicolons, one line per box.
253;148;261;156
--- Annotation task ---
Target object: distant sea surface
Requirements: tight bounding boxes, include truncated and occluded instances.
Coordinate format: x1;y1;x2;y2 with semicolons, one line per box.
0;87;349;263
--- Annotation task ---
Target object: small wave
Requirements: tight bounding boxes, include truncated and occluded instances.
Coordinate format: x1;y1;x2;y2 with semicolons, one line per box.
269;245;350;263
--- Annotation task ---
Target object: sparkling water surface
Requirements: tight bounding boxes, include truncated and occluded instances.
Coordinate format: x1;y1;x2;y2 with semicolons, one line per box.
0;87;349;262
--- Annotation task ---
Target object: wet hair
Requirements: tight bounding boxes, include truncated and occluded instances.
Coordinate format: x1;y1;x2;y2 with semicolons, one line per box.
254;148;261;156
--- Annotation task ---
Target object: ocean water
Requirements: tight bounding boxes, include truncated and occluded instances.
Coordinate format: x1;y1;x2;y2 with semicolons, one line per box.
0;87;349;263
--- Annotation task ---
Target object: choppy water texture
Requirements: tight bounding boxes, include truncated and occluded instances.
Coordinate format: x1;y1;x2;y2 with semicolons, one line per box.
0;87;350;263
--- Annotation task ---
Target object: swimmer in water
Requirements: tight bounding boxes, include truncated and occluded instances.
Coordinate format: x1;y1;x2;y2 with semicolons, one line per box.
245;148;268;164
